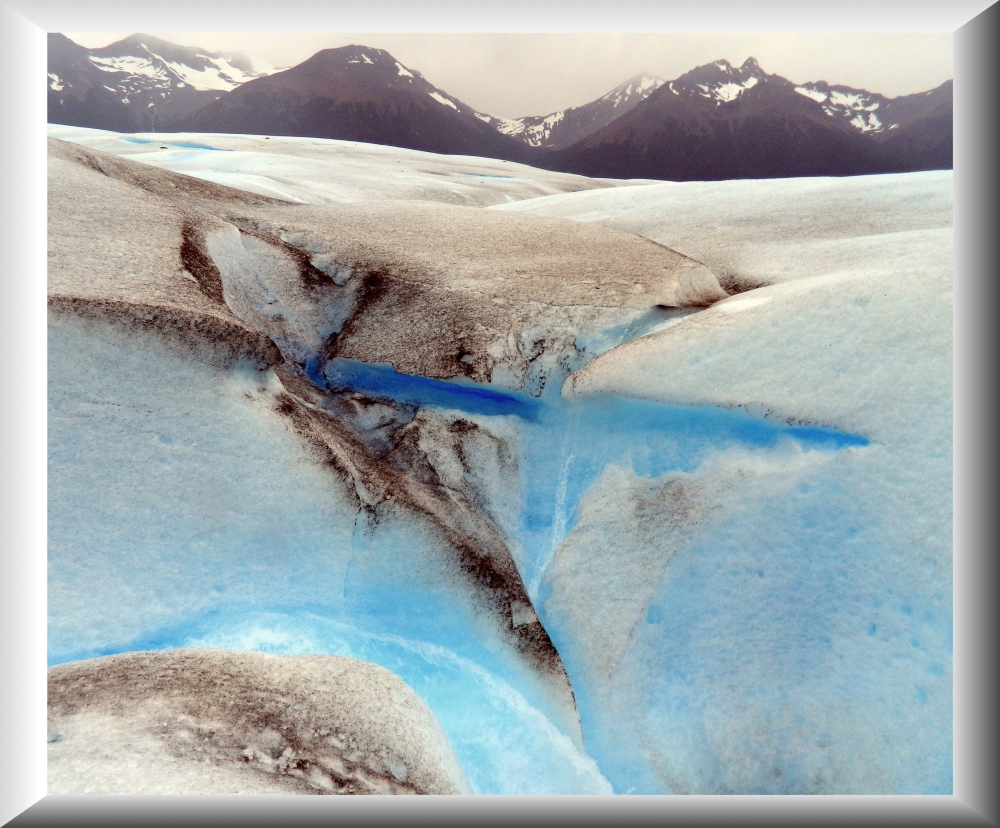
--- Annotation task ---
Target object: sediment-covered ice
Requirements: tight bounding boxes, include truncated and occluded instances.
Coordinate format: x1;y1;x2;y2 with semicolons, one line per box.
48;649;470;794
48;135;725;394
214;199;724;389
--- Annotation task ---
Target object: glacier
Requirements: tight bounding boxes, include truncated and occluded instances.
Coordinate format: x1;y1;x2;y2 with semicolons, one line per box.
47;125;952;795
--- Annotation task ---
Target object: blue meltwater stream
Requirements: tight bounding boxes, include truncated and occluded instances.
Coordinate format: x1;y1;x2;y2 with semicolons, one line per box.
322;357;869;599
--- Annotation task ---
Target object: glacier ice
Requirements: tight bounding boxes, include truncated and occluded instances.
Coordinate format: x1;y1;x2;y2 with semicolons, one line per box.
494;170;952;294
499;171;953;794
47;128;952;795
47;124;616;207
47;311;607;795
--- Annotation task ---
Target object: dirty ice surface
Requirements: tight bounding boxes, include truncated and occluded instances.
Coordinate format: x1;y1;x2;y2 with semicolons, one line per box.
47;126;952;795
49;650;471;795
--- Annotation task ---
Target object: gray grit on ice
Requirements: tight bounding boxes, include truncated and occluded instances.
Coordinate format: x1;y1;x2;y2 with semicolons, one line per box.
48;649;471;795
48;134;725;391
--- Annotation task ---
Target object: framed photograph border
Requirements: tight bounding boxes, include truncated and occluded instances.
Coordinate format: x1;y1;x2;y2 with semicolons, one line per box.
3;1;995;824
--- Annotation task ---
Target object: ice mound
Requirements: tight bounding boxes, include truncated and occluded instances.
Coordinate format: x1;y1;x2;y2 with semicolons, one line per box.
47;136;282;367
48;135;725;394
47;649;470;794
180;614;613;795
566;261;951;443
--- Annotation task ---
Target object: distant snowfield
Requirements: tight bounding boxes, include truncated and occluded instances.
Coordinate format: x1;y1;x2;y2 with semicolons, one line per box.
46;124;625;206
47;127;952;795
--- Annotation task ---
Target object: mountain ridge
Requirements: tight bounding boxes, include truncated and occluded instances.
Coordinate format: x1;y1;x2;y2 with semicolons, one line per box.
48;35;952;180
540;56;952;180
475;72;665;149
48;32;280;132
174;45;535;162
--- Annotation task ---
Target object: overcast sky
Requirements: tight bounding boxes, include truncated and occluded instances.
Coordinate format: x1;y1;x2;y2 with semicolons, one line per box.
64;32;953;119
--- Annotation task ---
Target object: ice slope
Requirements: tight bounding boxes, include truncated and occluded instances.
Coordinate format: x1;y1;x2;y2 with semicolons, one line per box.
48;650;470;795
494;171;952;293
494;172;953;793
47;124;617;207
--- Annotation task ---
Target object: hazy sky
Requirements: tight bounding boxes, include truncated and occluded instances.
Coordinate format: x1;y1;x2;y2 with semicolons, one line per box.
64;32;953;119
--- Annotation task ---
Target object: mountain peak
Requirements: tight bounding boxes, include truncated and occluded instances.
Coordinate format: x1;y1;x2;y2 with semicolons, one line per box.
100;32;174;54
313;45;390;65
741;56;762;71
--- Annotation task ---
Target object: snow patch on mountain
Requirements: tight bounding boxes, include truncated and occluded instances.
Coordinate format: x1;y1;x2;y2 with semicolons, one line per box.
90;53;170;81
429;91;459;110
87;47;269;94
477;73;663;149
682;59;764;105
795;83;895;133
795;85;828;103
600;74;664;109
713;75;759;102
162;55;261;92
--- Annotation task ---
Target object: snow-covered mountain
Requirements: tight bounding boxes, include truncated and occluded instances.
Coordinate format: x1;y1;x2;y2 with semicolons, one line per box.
791;78;954;138
475;73;664;149
47;39;952;181
544;57;952;180
642;57;951;138
48;33;281;132
176;45;534;162
792;81;891;133
660;56;767;105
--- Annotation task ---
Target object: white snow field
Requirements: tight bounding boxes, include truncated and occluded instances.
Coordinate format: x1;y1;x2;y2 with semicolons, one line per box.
48;650;470;795
48;126;951;795
47;124;629;207
494;171;951;294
